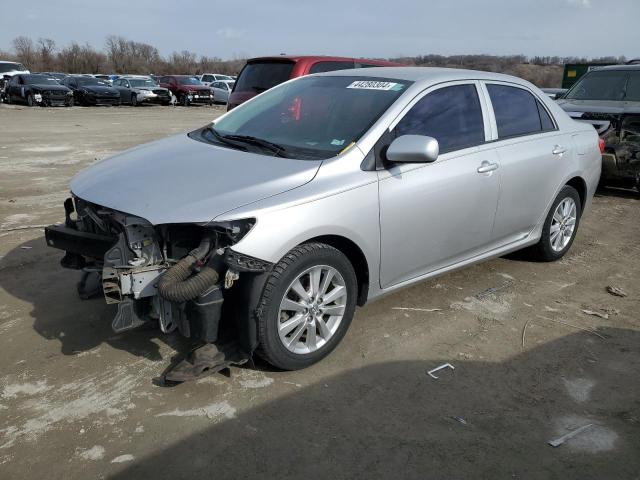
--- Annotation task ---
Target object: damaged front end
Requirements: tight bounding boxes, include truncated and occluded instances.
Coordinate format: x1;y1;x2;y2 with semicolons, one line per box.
575;113;640;190
45;196;271;379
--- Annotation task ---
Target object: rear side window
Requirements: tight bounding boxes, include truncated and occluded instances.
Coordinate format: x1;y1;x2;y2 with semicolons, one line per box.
396;84;485;154
537;101;555;131
202;75;214;82
309;61;354;74
488;84;549;138
234;61;295;93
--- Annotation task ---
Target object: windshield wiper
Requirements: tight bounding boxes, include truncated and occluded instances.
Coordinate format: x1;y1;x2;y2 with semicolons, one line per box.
206;126;248;151
221;134;287;156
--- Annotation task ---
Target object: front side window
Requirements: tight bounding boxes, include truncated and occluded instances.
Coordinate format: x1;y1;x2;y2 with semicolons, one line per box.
203;76;411;160
309;61;355;74
625;71;640;101
202;75;214;82
396;84;485;154
487;84;544;138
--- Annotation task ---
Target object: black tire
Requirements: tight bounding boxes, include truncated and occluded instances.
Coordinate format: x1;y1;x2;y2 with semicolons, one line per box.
26;93;34;107
131;93;137;106
5;93;11;104
256;242;357;370
180;94;189;107
67;97;74;107
526;185;581;261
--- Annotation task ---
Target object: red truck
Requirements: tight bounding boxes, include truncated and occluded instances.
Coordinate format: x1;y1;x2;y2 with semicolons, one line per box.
227;55;403;110
158;75;213;106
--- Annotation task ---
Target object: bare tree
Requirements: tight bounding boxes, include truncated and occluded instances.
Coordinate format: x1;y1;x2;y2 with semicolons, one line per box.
12;36;36;69
37;38;56;71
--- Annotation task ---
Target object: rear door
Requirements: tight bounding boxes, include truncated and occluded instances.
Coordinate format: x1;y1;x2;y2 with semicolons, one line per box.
482;82;569;244
378;81;501;287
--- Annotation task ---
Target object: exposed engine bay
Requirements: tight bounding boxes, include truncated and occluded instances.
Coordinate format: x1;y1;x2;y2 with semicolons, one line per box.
578;113;640;190
44;196;271;382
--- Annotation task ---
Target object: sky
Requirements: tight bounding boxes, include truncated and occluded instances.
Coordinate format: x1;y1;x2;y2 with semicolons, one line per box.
1;0;639;60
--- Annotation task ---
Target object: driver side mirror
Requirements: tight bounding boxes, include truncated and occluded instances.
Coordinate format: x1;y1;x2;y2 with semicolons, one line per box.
385;135;439;164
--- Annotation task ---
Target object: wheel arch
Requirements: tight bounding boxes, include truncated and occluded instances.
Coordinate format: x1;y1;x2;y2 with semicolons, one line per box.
302;235;370;306
565;176;587;216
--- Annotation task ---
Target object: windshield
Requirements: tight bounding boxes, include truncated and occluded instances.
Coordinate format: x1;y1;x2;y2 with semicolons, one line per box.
0;62;26;73
234;61;295;93
177;77;202;85
129;78;157;87
24;75;60;85
205;76;411;159
565;70;640;101
76;77;109;86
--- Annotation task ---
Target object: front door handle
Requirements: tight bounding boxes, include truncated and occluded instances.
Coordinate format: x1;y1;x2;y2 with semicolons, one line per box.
477;161;499;174
552;145;567;155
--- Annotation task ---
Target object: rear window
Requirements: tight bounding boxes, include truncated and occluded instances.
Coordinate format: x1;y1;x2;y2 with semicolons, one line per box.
234;61;295;93
487;84;546;138
0;62;26;73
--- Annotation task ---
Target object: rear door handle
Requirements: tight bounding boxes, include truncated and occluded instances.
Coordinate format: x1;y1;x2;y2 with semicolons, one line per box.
552;145;567;155
477;161;499;174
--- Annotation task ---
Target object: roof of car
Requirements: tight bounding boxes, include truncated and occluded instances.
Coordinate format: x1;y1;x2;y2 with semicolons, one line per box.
590;64;640;72
119;75;152;79
314;66;529;85
247;55;400;66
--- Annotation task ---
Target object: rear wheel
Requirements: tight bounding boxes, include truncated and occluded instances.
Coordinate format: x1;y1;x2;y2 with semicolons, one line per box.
131;93;137;106
67;97;74;107
256;243;357;370
526;185;581;261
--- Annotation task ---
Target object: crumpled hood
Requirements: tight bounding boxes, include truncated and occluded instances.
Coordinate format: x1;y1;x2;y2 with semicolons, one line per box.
32;84;70;92
70;133;321;225
557;99;640;116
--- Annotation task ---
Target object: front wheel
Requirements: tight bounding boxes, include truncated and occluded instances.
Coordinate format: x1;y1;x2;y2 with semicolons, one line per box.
526;185;581;261
26;94;34;106
256;243;357;370
180;94;189;107
131;93;137;106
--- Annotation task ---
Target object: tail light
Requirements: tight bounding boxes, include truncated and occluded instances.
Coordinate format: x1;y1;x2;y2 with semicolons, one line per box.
598;138;605;154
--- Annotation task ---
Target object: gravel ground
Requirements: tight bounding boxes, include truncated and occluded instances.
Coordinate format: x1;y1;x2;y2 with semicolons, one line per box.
0;103;639;480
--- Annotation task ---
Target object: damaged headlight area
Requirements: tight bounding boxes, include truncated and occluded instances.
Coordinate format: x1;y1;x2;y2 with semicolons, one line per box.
580;113;640;190
44;196;267;346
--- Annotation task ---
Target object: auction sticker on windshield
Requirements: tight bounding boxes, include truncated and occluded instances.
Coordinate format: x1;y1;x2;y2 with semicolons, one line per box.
347;81;404;91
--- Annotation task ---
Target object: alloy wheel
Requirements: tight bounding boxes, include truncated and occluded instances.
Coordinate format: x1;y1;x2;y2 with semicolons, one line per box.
277;265;347;354
550;197;577;252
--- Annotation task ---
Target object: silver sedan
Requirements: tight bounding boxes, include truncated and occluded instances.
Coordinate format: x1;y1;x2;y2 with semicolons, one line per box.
47;67;601;374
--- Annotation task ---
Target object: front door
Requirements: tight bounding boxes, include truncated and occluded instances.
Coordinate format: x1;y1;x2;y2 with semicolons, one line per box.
378;82;501;288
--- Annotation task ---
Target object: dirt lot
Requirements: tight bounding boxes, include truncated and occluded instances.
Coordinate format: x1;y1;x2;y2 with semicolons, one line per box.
1;104;639;480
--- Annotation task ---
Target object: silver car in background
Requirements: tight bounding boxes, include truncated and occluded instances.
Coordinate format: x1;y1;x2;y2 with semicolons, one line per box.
45;67;601;377
209;79;235;104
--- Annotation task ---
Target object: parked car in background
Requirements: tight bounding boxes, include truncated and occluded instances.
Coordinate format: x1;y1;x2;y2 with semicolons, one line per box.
210;80;235;104
61;75;121;106
5;73;73;106
541;88;567;100
227;55;403;110
557;64;640;192
158;75;212;106
199;73;235;86
0;60;30;101
37;72;68;83
45;67;600;377
112;75;171;106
